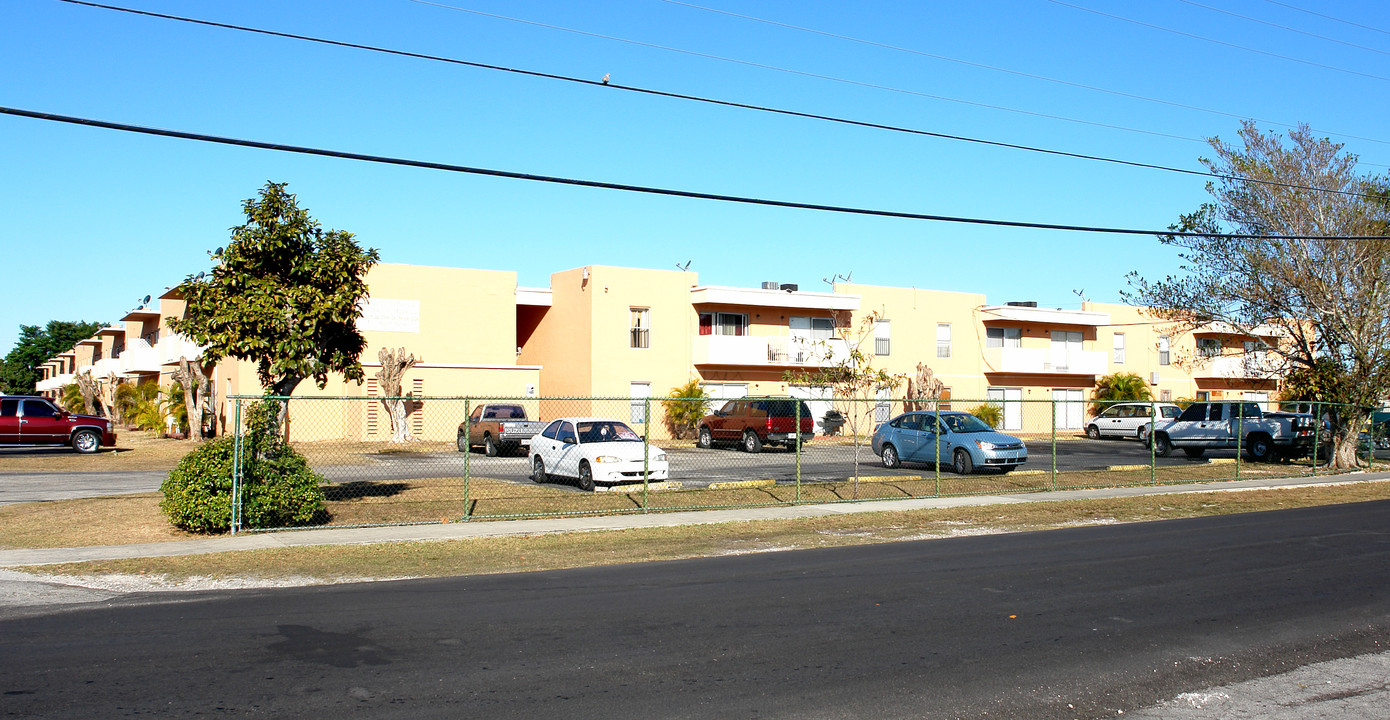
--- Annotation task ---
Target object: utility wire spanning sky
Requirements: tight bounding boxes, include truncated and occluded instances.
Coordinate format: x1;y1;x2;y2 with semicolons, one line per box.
3;0;1389;356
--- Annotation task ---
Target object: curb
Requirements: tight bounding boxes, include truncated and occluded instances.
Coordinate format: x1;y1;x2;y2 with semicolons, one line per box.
706;479;776;491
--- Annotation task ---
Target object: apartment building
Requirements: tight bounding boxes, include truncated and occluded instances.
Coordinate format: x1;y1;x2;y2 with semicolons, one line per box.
33;262;1292;441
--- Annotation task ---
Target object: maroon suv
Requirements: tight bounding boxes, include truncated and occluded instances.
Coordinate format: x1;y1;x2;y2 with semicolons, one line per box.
696;397;814;453
0;396;116;453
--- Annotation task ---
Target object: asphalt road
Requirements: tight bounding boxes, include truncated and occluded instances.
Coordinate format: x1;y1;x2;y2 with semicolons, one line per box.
3;500;1388;719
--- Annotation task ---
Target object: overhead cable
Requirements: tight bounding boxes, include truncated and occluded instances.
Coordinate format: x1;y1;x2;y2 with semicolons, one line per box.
54;0;1385;199
2;105;1383;240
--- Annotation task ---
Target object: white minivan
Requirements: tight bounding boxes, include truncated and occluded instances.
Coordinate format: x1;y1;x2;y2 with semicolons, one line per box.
1085;402;1182;441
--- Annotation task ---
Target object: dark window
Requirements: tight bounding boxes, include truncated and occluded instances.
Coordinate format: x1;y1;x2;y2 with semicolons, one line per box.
557;422;577;444
21;399;56;417
541;420;562;440
1178;404;1207;422
1209;404;1224;421
0;399;17;417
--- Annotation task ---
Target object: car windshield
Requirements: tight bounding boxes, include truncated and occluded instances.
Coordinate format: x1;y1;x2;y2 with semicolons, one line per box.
941;414;994;433
577;421;641;443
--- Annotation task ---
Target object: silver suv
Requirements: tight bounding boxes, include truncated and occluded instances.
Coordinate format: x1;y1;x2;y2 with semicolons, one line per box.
1085;402;1182;441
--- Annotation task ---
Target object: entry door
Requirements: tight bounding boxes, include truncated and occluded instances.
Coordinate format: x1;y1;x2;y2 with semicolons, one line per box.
987;388;1022;430
1052;389;1084;430
1050;331;1083;372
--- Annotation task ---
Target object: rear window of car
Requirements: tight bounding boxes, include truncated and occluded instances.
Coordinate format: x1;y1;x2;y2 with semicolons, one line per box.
0;399;17;417
763;400;812;418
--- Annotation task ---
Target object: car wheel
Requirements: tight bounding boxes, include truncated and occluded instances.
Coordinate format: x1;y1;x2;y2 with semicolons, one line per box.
743;430;763;453
1183;447;1206;458
697;426;713;449
532;457;547;484
1246;435;1273;462
1137;425;1150;442
456;430;468;453
1152;433;1172;458
577;461;595;492
71;428;101;454
1086;425;1101;440
484;434;498;457
953;448;974;475
881;444;900;469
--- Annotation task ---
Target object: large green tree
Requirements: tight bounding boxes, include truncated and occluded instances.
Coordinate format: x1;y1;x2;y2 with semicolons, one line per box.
169;182;380;397
1127;121;1390;469
0;320;105;394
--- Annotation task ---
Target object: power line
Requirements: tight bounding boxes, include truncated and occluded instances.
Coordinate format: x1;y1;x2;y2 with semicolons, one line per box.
1175;0;1390;57
665;0;1390;154
53;0;1385;200
1258;0;1390;39
409;0;1195;142
1047;0;1390;83
2;105;1383;240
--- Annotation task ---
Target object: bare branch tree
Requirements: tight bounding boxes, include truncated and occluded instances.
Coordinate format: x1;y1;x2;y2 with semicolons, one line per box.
171;358;212;441
376;347;418;444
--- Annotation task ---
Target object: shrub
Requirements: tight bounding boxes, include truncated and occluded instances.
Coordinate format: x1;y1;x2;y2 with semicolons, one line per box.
661;379;710;440
969;403;1003;428
160;399;326;533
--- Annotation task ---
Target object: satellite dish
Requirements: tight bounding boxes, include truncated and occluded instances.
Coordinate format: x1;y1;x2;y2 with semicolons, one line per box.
142;295;151;306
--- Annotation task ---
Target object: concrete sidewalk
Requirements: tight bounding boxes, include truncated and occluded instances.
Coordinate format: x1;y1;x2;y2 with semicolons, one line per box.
4;471;1386;568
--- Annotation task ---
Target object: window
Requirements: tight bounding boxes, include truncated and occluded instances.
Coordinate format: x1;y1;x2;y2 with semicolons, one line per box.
699;312;747;336
1197;338;1222;357
1195;390;1210;401
789;316;834;341
1159;336;1171;366
1113;333;1125;364
936;323;952;358
986;327;1022;348
629;308;650;349
1178;404;1207;422
1159;389;1172;402
874;320;891;356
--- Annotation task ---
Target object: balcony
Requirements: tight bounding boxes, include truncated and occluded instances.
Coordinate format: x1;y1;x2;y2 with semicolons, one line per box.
985;347;1108;375
36;373;74;392
1194;353;1280;380
693;335;852;368
90;357;123;378
119;339;160;375
158;334;205;365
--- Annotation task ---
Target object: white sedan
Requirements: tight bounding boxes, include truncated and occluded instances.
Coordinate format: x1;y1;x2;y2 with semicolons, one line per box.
529;417;669;491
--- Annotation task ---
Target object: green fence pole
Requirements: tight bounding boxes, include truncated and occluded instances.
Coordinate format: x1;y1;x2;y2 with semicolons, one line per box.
1312;401;1320;477
1050;399;1057;491
461;398;472;520
1149;400;1157;486
1235;404;1244;480
231;396;243;535
642;396;650;513
794;399;802;505
933;401;941;497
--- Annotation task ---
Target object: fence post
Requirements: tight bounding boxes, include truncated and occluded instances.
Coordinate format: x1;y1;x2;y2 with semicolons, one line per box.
1312;401;1320;477
933;401;941;497
1236;404;1244;480
231;396;243;535
794;399;802;505
1050;398;1057;492
462;398;471;520
1149;401;1157;486
642;396;650;513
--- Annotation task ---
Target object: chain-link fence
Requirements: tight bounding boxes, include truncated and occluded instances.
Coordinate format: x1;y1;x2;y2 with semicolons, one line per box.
225;394;1385;533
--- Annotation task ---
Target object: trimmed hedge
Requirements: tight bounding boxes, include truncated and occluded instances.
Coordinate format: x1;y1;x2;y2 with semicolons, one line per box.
160;399;326;533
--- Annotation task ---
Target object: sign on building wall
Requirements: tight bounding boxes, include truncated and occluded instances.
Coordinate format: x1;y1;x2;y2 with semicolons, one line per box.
357;298;421;333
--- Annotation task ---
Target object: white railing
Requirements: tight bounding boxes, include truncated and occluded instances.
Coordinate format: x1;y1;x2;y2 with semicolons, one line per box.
119;338;159;374
693;335;852;368
157;333;205;365
1197;353;1280;379
986;347;1108;375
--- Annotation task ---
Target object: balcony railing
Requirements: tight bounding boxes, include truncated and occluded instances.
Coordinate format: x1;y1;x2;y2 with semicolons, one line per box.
1194;353;1280;379
157;334;205;365
693;335;852;368
119;339;160;374
985;347;1108;375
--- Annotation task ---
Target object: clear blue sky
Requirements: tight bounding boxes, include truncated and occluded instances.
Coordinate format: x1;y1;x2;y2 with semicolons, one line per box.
4;0;1388;356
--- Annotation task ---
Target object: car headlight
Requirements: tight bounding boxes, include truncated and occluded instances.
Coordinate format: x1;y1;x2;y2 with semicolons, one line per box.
594;455;622;463
976;440;996;451
653;453;667;463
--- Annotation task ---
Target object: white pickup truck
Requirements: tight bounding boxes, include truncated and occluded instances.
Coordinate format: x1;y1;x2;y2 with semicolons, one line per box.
1149;401;1318;461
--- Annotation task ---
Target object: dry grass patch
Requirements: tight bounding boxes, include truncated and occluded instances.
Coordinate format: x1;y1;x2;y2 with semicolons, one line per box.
0;493;195;548
23;480;1390;583
0;430;193;473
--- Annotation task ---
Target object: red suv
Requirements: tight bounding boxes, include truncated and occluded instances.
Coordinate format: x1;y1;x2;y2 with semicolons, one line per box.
0;396;116;453
696;397;814;453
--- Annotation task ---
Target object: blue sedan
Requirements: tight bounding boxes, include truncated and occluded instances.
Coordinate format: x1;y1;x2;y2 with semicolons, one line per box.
870;411;1028;474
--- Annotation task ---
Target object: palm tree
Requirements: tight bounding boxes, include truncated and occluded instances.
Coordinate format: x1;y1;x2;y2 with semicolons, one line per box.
59;383;85;413
1091;372;1153;416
